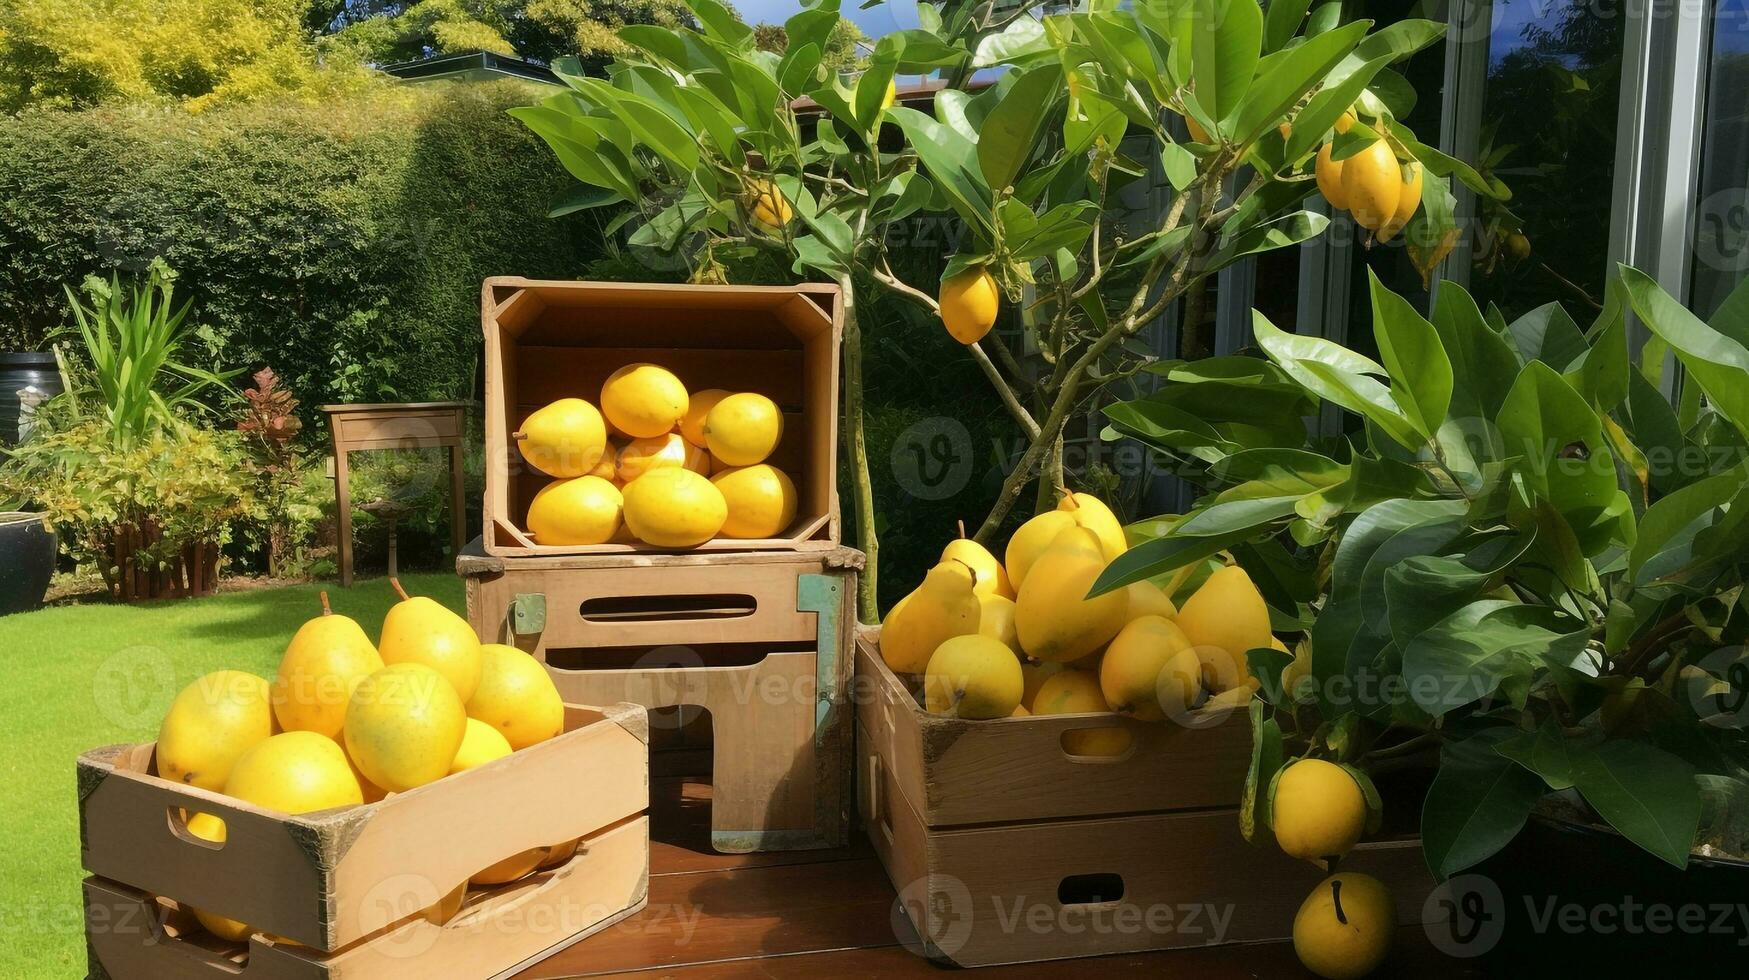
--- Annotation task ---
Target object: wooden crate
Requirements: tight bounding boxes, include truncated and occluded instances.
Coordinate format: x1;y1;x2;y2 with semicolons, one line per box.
482;278;842;558
460;543;860;853
79;703;649;961
83;815;648;980
855;628;1435;967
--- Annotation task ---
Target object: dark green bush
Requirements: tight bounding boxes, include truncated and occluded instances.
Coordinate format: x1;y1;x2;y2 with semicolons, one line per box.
0;81;613;419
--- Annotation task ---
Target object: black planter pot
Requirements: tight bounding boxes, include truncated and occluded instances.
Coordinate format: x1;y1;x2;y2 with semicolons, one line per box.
0;513;54;614
0;352;62;446
1439;813;1749;968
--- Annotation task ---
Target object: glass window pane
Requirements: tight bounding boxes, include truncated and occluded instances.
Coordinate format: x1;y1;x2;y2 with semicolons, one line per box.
1689;0;1749;319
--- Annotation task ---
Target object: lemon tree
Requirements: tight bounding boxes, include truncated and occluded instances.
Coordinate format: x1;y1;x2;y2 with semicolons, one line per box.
1093;266;1749;879
512;0;1494;620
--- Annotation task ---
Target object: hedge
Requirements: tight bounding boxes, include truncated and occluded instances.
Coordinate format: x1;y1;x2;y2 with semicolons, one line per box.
0;80;612;417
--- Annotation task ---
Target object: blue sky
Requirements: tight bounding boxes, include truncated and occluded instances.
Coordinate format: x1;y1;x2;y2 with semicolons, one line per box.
731;0;921;37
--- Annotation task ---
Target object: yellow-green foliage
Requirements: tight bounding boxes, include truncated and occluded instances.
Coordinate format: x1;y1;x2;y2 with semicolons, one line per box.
0;0;378;112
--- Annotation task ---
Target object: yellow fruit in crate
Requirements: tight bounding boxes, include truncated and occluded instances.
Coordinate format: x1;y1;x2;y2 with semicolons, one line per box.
1376;161;1423;244
617;432;708;483
1340;136;1401;233
526;476;622;546
924;635;1023;719
423;883;468;926
679;388;730;448
1003;510;1076;591
1032;670;1130;757
344;663;468;793
939;267;999;345
587;443;619;481
1125;580;1177;621
703;392;784;467
712;464;798;538
1055;491;1127;562
977;594;1020;654
516;398;607;478
743;179;793;232
225;730;363;813
1010;704;1030;717
472;846;550;887
379;581;481;702
271;593;383;740
539;837;582;870
1176;565;1268;693
880;559;981;674
1293;873;1395;979
185;812;252;942
450;717;514;774
347;753;388;803
1020;660;1064;711
157;670;275;792
1014;527;1129;663
621;468;728;547
941;522;1012;598
600;363;689;439
1273;759;1369;866
468;644;565;750
1099;615;1194;721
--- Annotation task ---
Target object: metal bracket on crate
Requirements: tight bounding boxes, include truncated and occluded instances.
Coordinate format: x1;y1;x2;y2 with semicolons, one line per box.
796;573;845;734
509;593;546;636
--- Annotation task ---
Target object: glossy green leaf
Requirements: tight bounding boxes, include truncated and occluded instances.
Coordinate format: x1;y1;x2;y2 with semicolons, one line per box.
1497;362;1620;556
1622;264;1749;446
1369;268;1452;440
1422;733;1546;880
1230;21;1367;144
977;64;1063;193
1569;740;1700;870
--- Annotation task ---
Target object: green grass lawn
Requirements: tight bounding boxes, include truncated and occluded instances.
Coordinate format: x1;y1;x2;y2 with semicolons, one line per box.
0;574;464;978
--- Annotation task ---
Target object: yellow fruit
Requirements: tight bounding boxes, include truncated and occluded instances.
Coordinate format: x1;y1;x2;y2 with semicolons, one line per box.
1293;873;1395;979
1032;670;1130;757
467;643;566;750
1154;646;1210;717
586;443;619;481
450;717;514;774
744;179;793;232
472;846;549;886
1055;491;1127;562
679;388;730;447
939;266;999;345
1099;615;1194;721
379;581;482;702
344;663;469;793
423;883;468;926
1274;759;1368;865
703;392;784;466
617;432;708;483
924;635;1024;719
347;753;388;803
1175;565;1269;692
183;812;253;941
600;363;688;439
225;730;363;816
1376;161;1423;244
1125;580;1177;620
882;78;897;110
1014;527;1129;663
620;468;728;547
941;521;1012;598
977;594;1020;654
271;594;383;741
1315;143;1349;210
1340;136;1401;232
1507;231;1531;260
712;464;798;538
515;398;607;478
526;476;623;546
1334;110;1356;134
157;670;275;792
1181;112;1211;143
1003;510;1076;591
1020;660;1064;711
879;559;981;674
539;837;582;869
1010;704;1030;717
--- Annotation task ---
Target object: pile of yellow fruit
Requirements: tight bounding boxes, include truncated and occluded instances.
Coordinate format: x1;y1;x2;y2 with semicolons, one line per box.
153;582;569;941
879;491;1278;751
516;362;797;548
1315;110;1423;245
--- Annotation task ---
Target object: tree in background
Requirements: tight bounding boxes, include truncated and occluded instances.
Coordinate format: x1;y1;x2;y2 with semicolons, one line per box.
317;0;699;71
0;0;377;112
751;18;869;73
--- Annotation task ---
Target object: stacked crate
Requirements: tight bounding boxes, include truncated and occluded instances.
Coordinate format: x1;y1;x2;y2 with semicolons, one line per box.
466;279;856;853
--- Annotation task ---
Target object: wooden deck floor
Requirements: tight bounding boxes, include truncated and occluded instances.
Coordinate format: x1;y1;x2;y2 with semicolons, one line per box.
516;778;1478;979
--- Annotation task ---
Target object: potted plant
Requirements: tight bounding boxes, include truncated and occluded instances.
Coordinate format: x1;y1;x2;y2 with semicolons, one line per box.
1095;265;1749;963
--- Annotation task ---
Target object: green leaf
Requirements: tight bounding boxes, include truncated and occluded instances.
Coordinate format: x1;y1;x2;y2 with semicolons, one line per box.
886;106;993;232
1241;700;1285;843
1263;0;1313;52
686;0;753;46
1431;280;1521;421
1422;733;1546;880
1230;21;1367;144
1185;0;1263;128
1090;525;1267;595
1352;18;1445;64
1282;53;1392;163
1569;740;1700;870
1627;465;1747;584
1507;302;1588;370
1401;600;1588;713
854;46;898;132
547;185;619;217
1494;721;1576;791
1206;211;1331;275
1497;362;1621;556
974;14;1050;67
1369;268;1452;440
1160;142;1197;191
977;64;1063;193
1622;264;1749;446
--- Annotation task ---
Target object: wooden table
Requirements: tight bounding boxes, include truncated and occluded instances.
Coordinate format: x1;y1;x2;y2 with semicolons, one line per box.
321;402;468;587
517;777;1483;979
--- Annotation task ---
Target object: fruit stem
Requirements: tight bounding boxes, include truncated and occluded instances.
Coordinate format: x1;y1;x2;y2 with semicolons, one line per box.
319;591;332;616
956;519;967;540
1331;879;1347;925
510;430;526;440
389;577;410;601
1056;486;1076;508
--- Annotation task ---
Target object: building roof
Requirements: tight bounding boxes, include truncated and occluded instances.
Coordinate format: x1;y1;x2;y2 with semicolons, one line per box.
380;51;560;87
